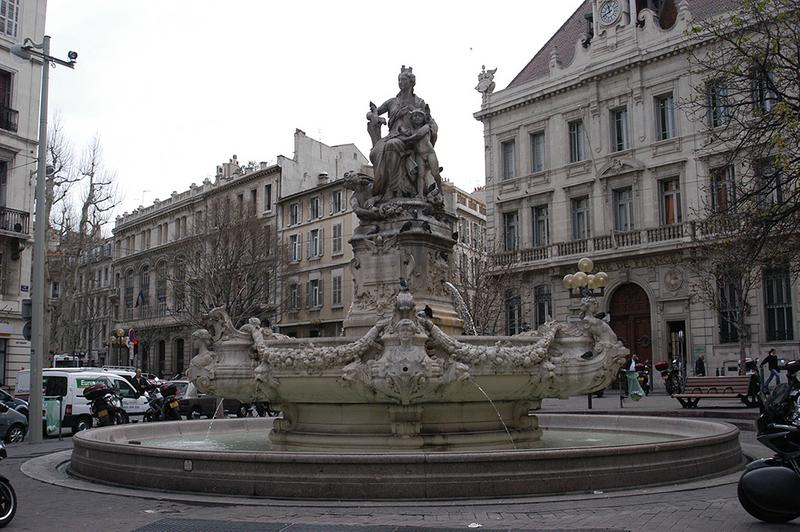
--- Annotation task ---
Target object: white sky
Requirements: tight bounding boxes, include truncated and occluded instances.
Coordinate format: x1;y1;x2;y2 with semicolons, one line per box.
44;1;583;216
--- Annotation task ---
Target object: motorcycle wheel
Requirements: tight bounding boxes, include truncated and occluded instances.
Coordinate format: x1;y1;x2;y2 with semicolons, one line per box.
738;479;800;523
0;479;17;528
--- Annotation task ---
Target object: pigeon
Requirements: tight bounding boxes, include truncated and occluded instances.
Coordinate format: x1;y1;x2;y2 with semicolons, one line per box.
425;183;437;195
399;278;409;290
581;351;595;360
367;224;380;235
423;305;434;318
421;221;432;233
400;221;413;233
452;231;459;241
410;209;418;219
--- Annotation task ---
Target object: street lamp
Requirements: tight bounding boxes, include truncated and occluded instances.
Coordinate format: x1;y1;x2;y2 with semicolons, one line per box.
562;257;608;299
11;36;77;443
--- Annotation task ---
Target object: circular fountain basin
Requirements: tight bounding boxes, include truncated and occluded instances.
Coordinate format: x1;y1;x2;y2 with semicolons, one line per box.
69;414;742;499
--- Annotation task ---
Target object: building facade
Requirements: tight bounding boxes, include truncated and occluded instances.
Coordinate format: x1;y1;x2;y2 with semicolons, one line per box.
277;135;369;338
0;0;46;387
476;0;798;377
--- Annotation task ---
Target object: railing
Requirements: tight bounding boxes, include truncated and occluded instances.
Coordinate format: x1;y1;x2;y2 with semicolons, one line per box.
0;107;18;133
0;206;30;234
492;221;698;266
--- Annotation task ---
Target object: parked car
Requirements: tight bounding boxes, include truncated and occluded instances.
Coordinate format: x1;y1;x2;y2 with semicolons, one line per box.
0;390;27;419
0;404;27;444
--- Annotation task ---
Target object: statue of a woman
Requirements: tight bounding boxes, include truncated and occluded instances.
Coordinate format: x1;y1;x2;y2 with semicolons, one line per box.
367;66;439;201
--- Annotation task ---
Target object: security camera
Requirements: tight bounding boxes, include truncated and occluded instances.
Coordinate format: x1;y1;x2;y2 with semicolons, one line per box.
67;50;78;61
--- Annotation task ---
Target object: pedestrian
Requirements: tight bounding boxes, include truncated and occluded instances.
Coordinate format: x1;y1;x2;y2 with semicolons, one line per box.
133;368;149;393
694;354;706;376
760;349;780;392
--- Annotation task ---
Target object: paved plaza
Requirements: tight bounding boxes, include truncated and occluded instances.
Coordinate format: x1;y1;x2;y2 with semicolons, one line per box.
6;391;798;531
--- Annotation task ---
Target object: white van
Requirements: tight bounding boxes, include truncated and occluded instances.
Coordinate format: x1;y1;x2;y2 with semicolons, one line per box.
15;368;150;433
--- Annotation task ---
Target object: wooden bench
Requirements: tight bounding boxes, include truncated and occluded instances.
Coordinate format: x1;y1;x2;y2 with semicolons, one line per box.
672;375;760;408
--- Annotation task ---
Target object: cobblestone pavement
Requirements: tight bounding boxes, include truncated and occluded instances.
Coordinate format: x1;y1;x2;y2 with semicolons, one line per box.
8;392;799;531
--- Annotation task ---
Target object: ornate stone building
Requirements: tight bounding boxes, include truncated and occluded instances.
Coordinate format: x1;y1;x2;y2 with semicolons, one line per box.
475;0;798;377
0;0;46;387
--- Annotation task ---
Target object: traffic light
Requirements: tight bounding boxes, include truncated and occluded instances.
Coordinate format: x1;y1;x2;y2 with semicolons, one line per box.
21;298;31;341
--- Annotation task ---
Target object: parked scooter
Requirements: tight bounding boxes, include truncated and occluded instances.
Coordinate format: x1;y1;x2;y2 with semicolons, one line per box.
0;441;16;528
84;383;129;427
737;359;800;523
655;359;684;396
142;382;166;422
158;383;181;421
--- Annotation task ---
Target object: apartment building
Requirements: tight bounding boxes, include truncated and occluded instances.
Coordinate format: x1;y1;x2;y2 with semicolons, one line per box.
443;181;486;283
475;0;798;375
277;139;369;338
0;0;46;387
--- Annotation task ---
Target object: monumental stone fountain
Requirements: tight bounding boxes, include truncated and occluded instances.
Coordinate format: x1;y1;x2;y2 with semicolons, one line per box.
67;66;743;499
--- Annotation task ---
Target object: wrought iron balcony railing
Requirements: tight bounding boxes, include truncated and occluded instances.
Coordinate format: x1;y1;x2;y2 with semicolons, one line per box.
0;206;30;235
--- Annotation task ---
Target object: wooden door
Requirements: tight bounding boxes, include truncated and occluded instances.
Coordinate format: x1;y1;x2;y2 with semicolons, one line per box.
609;283;652;365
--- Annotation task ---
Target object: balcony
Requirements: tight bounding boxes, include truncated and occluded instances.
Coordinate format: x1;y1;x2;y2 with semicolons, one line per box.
0;107;18;133
0;207;30;237
493;222;698;268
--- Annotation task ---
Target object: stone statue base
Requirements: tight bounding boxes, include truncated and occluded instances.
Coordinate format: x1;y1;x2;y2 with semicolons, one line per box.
343;198;462;337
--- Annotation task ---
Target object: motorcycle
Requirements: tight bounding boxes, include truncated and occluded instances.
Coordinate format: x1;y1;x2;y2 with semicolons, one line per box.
158;383;181;421
84;383;129;427
0;441;16;528
142;382;166;422
655;359;684;396
737;359;800;523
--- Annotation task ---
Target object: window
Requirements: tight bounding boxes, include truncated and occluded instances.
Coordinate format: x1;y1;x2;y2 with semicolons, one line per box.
534;285;552;326
51;281;60;299
503;211;518;251
718;275;741;344
332;223;343;254
532;205;549;248
660;178;682;225
530;131;545;173
471;222;482;249
309;279;321;308
0;0;19;38
289;234;300;262
764;268;793;341
501;140;516;179
138;266;150;309
710;165;735;213
289;283;299;310
332;190;344;213
264;184;273;212
310;196;321;219
654;93;675;141
568;120;585;162
571;196;589;240
0;71;15;133
308;229;322;258
289;203;300;225
753;70;778;113
707;81;728;128
332;273;343;307
756;160;786;206
505;291;521;336
611;107;629;152
459;217;468;243
174;260;186;311
613;187;634;232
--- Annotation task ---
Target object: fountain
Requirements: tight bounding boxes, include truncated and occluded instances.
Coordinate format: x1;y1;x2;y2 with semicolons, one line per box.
68;66;742;499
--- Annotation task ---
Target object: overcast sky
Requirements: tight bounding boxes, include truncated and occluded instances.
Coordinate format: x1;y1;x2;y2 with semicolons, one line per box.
44;1;583;217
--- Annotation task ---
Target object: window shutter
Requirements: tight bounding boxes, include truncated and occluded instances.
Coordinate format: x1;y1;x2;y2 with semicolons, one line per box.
306;282;311;308
329;193;334;215
320;227;324;256
298;234;303;260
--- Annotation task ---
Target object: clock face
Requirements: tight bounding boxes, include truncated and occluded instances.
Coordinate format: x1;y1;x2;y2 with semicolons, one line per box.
599;0;621;25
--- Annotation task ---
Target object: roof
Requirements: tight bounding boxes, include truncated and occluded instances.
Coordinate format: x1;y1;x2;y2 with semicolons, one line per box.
507;0;743;88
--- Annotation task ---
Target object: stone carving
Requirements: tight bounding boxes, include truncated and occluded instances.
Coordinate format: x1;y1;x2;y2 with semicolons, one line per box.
366;66;443;203
427;250;451;297
475;65;496;103
664;268;684;291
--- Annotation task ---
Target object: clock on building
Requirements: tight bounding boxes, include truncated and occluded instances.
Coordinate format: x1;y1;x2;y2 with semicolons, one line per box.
599;0;622;25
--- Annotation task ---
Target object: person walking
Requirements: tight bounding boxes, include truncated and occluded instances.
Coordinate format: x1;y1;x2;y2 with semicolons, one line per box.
694;354;706;376
760;349;780;392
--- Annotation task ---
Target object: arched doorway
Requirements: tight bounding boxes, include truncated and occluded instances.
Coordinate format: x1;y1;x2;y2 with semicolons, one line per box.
609;283;653;365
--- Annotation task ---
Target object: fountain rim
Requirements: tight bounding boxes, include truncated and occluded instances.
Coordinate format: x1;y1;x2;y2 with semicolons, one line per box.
72;414;739;461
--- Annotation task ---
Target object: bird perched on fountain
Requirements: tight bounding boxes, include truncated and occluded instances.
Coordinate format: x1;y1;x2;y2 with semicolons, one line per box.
410;209;418;219
421;221;432;233
423;305;434;318
451;231;459;241
399;277;409;291
400;221;413;233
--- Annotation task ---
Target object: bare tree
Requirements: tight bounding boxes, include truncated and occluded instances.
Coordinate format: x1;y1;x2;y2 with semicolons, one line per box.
452;245;520;335
162;199;283;331
683;0;800;267
48;138;117;361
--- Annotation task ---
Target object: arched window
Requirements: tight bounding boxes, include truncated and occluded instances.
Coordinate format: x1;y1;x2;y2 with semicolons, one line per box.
174;258;186;311
138;265;150;311
124;269;134;319
156;261;167;314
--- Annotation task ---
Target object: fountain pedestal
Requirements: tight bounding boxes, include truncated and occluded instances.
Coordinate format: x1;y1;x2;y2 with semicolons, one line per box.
344;199;462;337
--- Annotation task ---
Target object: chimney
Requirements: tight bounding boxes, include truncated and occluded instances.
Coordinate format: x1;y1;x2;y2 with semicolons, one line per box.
318;171;329;184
